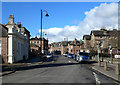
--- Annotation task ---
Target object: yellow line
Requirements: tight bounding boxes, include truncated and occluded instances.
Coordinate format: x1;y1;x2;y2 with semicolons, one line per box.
113;80;120;85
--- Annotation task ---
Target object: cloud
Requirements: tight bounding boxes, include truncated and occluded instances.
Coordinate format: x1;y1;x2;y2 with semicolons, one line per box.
39;3;118;43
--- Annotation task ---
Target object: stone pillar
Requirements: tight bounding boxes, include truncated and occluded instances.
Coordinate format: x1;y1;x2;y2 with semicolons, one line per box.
116;63;120;75
104;61;107;71
8;35;14;64
98;57;101;67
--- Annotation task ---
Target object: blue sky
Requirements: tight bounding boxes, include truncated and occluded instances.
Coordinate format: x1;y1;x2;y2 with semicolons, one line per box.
2;2;104;36
2;2;118;43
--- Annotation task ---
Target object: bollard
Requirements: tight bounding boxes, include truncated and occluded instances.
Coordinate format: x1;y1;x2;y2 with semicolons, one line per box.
104;61;107;71
116;63;120;81
116;63;120;75
98;57;101;67
98;61;101;67
92;56;94;60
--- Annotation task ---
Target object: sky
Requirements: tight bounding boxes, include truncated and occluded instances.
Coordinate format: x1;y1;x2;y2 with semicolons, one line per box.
2;2;118;43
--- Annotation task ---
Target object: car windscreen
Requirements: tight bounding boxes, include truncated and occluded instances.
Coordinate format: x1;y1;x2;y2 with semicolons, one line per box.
79;53;89;57
48;54;51;55
69;54;73;55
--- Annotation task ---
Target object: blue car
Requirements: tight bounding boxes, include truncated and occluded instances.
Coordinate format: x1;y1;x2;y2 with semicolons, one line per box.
76;52;90;62
67;53;73;58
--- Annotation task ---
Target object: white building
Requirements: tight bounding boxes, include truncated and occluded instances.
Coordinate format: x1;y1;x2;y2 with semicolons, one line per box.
5;15;30;64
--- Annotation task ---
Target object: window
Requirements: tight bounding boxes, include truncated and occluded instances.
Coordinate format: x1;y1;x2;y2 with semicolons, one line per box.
100;36;102;38
34;41;36;44
0;40;1;55
37;41;39;44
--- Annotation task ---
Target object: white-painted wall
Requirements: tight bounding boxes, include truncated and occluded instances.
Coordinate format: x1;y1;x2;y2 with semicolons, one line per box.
7;25;29;64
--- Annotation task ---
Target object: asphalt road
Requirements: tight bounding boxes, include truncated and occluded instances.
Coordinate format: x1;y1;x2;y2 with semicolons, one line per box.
2;55;118;84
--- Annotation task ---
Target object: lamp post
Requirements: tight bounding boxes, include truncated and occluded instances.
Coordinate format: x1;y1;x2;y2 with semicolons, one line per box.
41;9;49;54
97;44;100;66
109;44;112;63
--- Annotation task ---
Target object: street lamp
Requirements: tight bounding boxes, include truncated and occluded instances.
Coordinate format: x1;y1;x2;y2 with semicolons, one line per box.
109;44;112;63
41;9;49;54
97;44;101;66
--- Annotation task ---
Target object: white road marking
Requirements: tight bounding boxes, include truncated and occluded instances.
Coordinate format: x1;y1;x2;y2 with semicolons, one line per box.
93;72;101;85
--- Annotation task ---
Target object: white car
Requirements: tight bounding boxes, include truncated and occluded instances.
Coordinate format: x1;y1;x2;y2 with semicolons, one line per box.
46;53;53;58
63;53;68;57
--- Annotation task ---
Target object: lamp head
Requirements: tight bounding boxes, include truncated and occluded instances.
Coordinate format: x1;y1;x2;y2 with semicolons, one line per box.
45;13;49;17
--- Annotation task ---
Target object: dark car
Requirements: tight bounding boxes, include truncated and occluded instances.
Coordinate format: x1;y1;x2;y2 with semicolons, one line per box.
67;53;73;58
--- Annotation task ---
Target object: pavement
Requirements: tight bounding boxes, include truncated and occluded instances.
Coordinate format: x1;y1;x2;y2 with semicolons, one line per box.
92;61;120;83
0;56;44;76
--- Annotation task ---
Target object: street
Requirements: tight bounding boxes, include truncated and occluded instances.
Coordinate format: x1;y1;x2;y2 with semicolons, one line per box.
2;55;117;84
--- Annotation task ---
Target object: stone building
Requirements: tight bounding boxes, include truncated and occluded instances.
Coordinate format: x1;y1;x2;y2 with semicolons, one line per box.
30;36;48;54
0;15;30;64
83;27;120;55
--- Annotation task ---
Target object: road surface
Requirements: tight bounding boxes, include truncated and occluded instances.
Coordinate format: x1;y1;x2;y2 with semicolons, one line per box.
2;55;118;84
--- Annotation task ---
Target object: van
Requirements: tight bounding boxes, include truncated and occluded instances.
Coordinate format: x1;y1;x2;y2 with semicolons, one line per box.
76;52;90;62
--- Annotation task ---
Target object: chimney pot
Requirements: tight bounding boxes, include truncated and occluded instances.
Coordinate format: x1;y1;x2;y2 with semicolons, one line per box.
9;15;14;18
17;22;21;25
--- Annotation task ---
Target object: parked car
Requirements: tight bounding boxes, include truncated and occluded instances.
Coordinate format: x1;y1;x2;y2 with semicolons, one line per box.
46;53;53;58
63;53;68;57
67;53;73;58
76;52;90;62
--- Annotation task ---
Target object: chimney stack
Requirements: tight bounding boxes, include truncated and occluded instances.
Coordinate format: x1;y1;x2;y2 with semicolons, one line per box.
17;22;22;28
7;15;15;25
74;38;77;46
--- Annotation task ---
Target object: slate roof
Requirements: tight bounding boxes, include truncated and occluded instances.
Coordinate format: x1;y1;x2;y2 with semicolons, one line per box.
61;41;68;46
90;29;120;37
0;24;8;37
0;24;8;31
69;41;74;45
90;30;108;36
30;37;47;41
83;35;91;40
107;29;120;37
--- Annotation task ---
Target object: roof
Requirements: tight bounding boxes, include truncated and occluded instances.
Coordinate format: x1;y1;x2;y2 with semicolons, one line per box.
90;29;120;37
83;35;91;40
61;41;68;46
30;37;48;41
0;24;8;31
107;29;120;37
90;30;107;36
69;41;74;45
0;24;8;37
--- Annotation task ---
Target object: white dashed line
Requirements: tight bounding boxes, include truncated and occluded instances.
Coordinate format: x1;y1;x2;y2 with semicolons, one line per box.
93;72;101;85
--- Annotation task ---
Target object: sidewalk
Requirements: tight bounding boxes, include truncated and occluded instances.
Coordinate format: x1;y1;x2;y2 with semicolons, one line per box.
92;61;120;82
0;56;43;76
